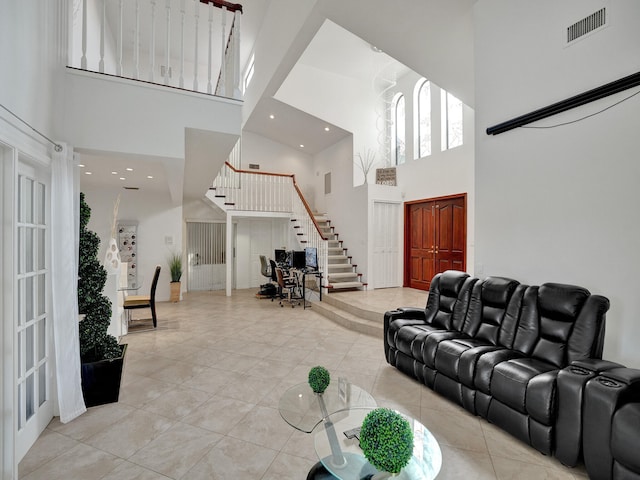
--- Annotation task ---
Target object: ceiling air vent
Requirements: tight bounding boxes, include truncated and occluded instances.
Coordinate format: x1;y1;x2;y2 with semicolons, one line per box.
248;163;260;170
123;186;139;190
567;8;606;44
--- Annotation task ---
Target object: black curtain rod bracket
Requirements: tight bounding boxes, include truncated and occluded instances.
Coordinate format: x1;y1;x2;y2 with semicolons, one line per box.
486;70;640;135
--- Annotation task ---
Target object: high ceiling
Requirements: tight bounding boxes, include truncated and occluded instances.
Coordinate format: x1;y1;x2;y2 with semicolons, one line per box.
79;0;475;198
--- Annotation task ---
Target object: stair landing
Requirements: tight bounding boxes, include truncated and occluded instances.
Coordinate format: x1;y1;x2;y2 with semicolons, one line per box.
310;287;427;337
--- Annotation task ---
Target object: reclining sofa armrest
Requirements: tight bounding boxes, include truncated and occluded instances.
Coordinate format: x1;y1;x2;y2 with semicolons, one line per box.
555;359;624;467
383;308;428;361
395;306;428;317
583;367;640;480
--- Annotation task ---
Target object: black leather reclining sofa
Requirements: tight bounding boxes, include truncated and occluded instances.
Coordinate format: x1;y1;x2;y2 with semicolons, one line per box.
384;270;610;459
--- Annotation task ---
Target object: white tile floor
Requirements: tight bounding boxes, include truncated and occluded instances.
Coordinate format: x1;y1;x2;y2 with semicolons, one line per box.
19;288;589;479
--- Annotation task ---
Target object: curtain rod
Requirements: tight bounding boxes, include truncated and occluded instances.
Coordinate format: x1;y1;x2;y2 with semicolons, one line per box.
486;70;640;135
0;103;63;152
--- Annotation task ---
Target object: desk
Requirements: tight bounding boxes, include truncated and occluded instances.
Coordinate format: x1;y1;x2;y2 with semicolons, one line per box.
295;269;322;309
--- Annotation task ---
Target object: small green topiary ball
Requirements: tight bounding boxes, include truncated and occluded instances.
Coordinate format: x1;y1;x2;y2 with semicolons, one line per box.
308;366;331;394
360;408;414;474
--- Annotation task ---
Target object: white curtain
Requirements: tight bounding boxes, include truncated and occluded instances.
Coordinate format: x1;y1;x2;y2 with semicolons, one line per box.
51;143;86;422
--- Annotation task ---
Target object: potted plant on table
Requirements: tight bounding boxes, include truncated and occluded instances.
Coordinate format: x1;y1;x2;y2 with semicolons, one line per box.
360;408;414;478
78;193;127;407
168;252;182;302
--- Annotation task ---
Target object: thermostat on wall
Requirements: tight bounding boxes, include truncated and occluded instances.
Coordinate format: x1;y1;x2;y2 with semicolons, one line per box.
165;235;174;245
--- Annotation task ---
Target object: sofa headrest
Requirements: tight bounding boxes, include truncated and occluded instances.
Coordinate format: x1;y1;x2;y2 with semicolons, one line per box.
438;270;470;298
539;283;590;321
481;277;520;307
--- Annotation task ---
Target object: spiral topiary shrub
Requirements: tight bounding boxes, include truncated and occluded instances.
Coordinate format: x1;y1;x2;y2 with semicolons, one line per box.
360;408;414;474
308;366;331;394
78;192;122;362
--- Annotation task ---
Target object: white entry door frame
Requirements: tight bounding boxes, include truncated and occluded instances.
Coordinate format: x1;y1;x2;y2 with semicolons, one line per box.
0;134;54;479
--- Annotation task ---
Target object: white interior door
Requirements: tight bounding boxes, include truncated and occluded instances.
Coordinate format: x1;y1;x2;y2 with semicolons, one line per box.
372;201;402;289
15;162;53;461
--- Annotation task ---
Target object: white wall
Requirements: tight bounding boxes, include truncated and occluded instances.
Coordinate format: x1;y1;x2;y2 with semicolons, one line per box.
0;1;57;144
474;0;640;366
277;61;378;184
61;69;242;158
83;187;182;303
235;216;297;289
241;131;317;202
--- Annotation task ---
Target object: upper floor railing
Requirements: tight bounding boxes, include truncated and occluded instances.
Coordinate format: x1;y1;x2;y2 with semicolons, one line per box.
211;160;329;275
72;0;242;99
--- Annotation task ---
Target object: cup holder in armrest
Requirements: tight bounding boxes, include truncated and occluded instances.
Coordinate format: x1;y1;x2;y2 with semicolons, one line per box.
569;366;591;376
597;377;622;388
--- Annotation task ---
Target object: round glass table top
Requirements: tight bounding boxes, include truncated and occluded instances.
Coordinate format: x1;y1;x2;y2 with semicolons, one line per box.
278;381;377;433
314;408;442;480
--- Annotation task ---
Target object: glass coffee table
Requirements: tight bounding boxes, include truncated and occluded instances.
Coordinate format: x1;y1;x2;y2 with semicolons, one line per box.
279;382;441;479
278;380;377;433
314;408;442;480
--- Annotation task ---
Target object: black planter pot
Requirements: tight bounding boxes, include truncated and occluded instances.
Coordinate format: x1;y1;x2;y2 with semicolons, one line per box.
81;344;127;408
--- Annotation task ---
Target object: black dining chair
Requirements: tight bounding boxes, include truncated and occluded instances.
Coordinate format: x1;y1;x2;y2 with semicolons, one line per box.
123;265;161;328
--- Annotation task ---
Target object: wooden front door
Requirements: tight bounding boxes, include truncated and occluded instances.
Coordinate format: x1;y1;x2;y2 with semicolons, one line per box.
405;194;466;291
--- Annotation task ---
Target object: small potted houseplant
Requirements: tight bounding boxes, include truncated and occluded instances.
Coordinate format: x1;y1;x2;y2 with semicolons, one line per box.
360;408;414;477
78;193;126;407
168;252;182;302
308;365;331;394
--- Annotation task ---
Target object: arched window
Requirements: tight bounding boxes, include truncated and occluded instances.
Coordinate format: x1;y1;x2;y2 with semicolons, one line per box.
393;94;405;165
417;80;431;158
441;90;463;150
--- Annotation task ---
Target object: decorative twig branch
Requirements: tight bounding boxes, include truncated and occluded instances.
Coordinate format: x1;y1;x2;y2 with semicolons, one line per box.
355;149;377;184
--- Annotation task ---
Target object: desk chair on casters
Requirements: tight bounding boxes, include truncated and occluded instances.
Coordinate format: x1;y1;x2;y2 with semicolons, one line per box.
276;267;301;308
123;265;161;328
259;255;271;280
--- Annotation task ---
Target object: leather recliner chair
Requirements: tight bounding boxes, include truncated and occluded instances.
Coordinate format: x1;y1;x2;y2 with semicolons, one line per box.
582;367;640;480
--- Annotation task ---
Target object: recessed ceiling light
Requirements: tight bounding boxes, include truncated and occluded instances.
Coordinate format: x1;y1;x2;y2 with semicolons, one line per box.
126;167;133;171
111;171;118;175
78;164;85;168
147;175;153;179
119;177;126;180
299;144;305;148
269;114;275;119
84;171;92;175
324;127;330;132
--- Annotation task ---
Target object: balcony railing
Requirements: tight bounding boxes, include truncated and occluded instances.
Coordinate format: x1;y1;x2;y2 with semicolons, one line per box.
211;161;329;276
72;0;242;99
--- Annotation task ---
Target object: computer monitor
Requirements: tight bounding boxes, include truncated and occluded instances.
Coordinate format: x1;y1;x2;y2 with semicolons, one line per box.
293;250;306;270
274;249;287;265
305;247;318;270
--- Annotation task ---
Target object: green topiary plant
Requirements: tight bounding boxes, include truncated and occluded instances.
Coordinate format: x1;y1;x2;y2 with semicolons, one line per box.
360;408;414;474
308;366;331;394
78;193;122;363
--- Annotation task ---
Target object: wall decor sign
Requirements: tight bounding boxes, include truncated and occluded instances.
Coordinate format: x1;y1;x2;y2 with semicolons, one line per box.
376;167;397;186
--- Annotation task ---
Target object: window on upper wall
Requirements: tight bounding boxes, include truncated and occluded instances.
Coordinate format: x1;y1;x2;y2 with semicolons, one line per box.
243;53;255;94
441;90;463;150
393;94;406;165
417;79;431;158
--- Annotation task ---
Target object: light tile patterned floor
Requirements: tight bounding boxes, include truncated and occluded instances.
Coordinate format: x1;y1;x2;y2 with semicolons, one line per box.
19;288;589;479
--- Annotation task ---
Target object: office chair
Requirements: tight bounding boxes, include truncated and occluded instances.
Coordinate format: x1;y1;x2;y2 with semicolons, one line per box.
259;255;271;280
257;255;278;299
276;267;300;307
123;265;161;328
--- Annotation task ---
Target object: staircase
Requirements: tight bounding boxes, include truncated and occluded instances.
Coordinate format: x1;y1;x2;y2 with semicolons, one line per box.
208;161;367;294
312;214;367;292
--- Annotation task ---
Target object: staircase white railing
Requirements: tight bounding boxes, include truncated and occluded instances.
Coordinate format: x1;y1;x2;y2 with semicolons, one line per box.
211;162;328;277
73;0;243;99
